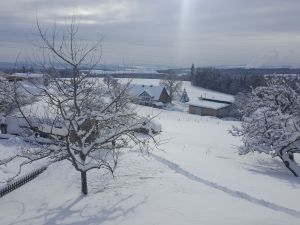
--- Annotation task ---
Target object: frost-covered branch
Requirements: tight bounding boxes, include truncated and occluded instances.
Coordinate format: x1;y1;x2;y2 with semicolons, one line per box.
232;77;300;176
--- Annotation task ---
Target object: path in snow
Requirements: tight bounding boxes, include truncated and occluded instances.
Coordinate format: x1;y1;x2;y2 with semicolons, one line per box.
150;153;300;219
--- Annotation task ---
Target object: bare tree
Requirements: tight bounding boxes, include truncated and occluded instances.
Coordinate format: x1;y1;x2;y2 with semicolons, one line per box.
160;74;183;102
103;75;119;90
0;77;32;118
1;17;157;195
231;77;300;176
0;79;15;117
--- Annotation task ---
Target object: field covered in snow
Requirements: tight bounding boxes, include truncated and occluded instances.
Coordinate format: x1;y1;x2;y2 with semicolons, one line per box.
0;104;300;225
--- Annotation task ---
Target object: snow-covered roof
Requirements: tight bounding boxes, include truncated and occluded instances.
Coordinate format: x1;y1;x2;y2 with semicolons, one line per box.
153;102;164;106
189;100;230;110
12;73;45;79
129;84;165;101
39;124;68;136
2;116;30;134
2;116;67;136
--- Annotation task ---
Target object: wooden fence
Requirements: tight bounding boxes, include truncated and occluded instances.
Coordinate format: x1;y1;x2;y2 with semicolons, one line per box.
0;166;47;198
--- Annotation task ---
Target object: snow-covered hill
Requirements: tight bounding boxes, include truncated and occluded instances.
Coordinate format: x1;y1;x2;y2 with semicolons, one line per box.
0;106;299;225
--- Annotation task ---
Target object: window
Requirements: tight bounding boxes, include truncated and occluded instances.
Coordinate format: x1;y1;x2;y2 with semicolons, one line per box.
139;91;152;103
0;124;7;134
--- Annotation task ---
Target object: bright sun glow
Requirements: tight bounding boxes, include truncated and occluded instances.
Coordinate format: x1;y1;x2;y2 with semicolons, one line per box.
176;0;192;61
180;0;191;23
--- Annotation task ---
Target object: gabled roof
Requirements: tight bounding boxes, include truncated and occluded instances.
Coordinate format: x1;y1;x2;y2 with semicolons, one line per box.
129;84;166;101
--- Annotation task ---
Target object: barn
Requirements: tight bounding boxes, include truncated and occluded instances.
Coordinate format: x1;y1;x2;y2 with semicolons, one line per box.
188;98;234;118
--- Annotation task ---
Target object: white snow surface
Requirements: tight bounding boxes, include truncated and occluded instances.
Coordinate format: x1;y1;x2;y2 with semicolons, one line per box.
1;104;300;225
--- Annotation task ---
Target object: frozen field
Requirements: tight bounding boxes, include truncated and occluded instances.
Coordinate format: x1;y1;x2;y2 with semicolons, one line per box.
0;106;300;225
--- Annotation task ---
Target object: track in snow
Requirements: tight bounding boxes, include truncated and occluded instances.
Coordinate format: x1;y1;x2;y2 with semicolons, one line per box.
150;153;300;219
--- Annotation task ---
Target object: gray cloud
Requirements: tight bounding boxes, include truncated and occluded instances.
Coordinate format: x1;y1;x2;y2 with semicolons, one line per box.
1;0;300;67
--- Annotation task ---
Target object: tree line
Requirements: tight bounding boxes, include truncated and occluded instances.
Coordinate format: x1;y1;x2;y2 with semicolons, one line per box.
190;65;300;95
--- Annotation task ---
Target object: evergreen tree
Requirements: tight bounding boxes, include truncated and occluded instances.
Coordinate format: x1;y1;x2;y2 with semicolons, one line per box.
180;88;189;102
190;64;195;81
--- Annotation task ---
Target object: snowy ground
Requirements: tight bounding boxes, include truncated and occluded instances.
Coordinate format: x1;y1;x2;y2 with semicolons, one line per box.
1;105;300;225
0;137;47;184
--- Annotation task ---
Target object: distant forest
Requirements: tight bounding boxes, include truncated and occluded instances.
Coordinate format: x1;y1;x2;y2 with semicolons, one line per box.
3;62;300;96
190;66;300;95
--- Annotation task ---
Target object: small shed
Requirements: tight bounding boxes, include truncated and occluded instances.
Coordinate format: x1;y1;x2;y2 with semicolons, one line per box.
188;98;233;118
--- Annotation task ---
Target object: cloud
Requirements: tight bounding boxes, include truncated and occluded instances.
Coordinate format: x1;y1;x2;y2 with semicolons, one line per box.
1;0;300;66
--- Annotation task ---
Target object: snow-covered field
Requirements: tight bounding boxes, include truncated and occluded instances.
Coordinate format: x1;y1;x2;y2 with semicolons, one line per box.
1;105;300;225
0;79;299;224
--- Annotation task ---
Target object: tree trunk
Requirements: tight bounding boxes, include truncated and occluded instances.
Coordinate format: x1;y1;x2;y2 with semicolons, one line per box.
288;152;294;161
81;171;88;195
279;153;299;177
79;152;88;195
283;160;298;177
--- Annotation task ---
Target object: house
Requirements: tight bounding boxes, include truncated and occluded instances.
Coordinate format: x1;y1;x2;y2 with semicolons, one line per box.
188;97;235;118
0;115;45;137
4;73;48;86
0;116;29;136
0;115;67;142
129;84;171;107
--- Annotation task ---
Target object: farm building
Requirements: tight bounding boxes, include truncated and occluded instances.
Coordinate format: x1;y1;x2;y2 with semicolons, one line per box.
3;73;48;86
188;98;235;118
129;84;171;107
0;115;67;142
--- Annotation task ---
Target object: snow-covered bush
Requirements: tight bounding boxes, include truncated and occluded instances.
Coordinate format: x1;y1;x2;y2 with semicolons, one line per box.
135;116;162;135
232;77;300;176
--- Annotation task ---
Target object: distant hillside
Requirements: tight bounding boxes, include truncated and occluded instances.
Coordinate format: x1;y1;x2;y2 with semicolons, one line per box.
217;68;300;76
191;67;300;95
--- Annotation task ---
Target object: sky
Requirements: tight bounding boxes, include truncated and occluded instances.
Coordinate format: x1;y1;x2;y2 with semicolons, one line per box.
1;0;300;67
